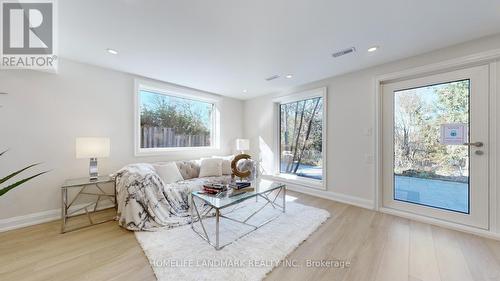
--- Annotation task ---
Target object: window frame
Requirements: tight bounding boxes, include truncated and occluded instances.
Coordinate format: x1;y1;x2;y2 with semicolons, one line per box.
134;79;221;156
273;87;327;190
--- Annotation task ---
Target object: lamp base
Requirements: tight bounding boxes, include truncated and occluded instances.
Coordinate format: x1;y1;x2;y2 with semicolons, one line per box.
89;158;99;180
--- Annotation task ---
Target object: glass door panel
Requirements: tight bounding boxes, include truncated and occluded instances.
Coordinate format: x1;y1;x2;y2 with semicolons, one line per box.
382;65;489;229
393;80;470;213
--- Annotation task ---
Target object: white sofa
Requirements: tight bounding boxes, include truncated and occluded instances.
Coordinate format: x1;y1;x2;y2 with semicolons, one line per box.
157;160;233;196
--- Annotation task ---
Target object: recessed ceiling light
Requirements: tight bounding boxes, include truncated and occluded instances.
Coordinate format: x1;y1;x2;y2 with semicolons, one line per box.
332;47;356;58
285;74;293;79
242;89;248;93
265;75;280;81
367;46;379;52
106;48;118;55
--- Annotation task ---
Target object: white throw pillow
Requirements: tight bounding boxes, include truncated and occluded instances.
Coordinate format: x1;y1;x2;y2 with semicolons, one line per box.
212;155;234;175
199;158;223;177
153;162;184;184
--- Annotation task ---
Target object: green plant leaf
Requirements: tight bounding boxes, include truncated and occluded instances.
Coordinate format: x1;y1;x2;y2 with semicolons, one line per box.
0;171;49;197
0;163;41;185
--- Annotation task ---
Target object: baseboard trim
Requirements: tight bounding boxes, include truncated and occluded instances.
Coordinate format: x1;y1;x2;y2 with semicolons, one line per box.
380;207;500;241
284;183;374;210
0;202;115;233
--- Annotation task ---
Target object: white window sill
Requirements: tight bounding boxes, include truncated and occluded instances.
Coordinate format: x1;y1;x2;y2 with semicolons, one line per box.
135;146;219;157
262;174;326;190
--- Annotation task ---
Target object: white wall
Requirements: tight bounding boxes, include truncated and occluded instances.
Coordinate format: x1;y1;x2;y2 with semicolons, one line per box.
0;59;243;220
243;34;500;221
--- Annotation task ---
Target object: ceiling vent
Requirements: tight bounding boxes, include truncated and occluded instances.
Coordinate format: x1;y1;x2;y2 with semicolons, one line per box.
332;47;356;58
265;75;280;81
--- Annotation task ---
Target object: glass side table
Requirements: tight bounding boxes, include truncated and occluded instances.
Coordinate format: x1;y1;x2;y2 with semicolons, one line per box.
61;175;116;233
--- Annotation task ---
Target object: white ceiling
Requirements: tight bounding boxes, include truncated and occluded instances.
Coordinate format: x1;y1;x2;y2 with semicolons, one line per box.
59;0;500;99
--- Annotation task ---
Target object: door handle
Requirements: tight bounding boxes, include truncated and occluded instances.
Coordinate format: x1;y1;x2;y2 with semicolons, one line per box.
464;142;483;147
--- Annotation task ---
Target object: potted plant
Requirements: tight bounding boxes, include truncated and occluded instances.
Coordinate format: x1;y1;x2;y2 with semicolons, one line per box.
0;150;48;197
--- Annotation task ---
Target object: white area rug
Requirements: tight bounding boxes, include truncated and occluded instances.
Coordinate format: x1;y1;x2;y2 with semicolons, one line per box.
135;201;330;281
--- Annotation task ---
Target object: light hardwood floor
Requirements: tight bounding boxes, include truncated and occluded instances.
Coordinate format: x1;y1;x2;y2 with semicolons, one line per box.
1;191;500;281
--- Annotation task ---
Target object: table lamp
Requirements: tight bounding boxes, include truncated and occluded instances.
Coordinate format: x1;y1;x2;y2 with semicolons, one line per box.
236;139;249;154
76;137;110;180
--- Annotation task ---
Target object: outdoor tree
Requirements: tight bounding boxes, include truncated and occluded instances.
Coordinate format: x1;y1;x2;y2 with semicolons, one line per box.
394;80;469;180
141;95;210;135
140;92;212;148
280;97;323;178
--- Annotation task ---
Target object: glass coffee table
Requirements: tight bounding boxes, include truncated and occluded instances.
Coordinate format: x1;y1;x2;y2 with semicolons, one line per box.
190;179;286;250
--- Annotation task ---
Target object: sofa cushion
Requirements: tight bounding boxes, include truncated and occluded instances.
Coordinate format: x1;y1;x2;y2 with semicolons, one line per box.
199;158;223;177
212;155;234;175
153;162;184;184
175;160;200;180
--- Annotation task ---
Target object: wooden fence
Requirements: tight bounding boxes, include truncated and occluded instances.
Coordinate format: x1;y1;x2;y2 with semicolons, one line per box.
141;127;210;148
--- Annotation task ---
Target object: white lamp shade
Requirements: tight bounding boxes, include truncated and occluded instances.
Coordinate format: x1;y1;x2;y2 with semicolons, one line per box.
236;139;250;151
76;137;110;159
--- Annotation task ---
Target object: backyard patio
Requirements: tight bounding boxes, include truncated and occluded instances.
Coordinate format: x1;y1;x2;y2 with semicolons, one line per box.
395;175;469;213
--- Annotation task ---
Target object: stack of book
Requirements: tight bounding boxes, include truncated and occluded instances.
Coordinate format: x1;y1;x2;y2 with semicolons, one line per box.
200;182;254;197
230;181;251;189
229;182;255;196
202;183;227;195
